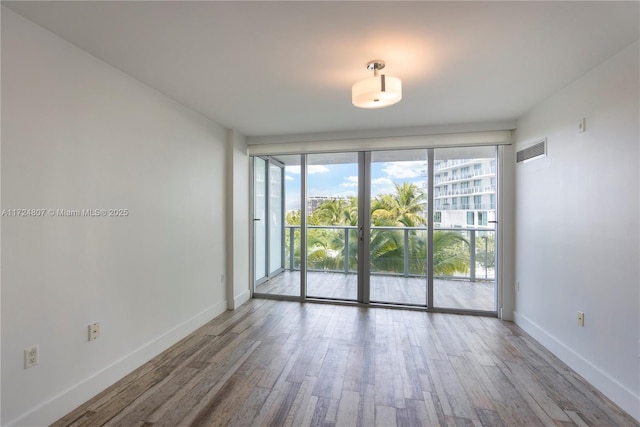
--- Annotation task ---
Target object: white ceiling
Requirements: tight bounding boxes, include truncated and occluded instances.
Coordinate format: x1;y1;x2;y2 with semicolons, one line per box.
3;1;639;138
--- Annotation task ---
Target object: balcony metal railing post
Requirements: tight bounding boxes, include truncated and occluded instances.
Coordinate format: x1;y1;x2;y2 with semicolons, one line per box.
404;228;410;278
344;227;349;274
289;226;295;271
481;235;488;280
470;229;476;282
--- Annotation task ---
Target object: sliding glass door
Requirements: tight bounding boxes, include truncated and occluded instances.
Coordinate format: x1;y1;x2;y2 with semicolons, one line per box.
252;147;498;313
254;157;267;283
253;157;285;287
305;152;359;301
368;150;429;306
432;146;497;311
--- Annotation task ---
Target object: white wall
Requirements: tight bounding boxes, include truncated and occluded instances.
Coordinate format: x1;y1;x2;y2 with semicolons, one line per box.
1;9;229;426
226;130;251;309
514;41;639;419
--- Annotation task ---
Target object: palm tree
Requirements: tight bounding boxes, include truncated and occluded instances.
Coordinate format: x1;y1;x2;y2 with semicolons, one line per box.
371;183;426;273
342;197;359;226
368;182;471;275
432;231;470;276
314;199;347;225
307;229;346;271
306;198;359;271
370;229;469;276
371;183;426;227
302;184;469;276
369;227;404;273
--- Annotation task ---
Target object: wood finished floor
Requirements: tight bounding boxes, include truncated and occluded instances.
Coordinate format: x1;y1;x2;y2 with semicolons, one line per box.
52;299;638;427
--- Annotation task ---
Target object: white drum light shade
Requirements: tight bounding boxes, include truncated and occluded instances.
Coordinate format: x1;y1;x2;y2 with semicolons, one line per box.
352;75;402;108
352;60;402;109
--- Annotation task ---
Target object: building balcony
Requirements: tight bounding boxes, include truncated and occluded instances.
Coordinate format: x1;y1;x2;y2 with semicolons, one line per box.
256;224;496;311
433;168;496;185
434;186;495;198
436;204;495;211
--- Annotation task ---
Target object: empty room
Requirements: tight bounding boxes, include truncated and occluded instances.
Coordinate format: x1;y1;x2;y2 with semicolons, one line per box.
1;1;639;426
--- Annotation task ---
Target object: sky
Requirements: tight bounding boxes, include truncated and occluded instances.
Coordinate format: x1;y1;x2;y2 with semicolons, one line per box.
284;160;428;211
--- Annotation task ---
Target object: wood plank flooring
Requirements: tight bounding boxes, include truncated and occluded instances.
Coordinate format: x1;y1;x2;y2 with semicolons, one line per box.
52;299;638;427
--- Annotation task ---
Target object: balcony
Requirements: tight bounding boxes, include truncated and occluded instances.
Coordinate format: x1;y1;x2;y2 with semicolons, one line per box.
434;159;475;171
436;205;495;211
434;168;496;186
434;186;495;198
256;271;495;311
255;225;496;311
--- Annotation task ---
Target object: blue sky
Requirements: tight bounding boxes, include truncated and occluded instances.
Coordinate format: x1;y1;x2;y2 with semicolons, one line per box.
284;160;428;211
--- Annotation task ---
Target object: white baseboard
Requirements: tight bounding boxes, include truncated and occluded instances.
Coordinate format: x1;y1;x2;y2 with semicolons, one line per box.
8;300;228;427
233;288;251;308
514;311;640;422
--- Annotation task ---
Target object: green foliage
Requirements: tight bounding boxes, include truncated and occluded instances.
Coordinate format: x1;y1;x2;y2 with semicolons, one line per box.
432;231;470;276
476;233;495;270
286;210;301;226
372;183;427;227
307;197;358;226
370;228;469;276
285;183;473;276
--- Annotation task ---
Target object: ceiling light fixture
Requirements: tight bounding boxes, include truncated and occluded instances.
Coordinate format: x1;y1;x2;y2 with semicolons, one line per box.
352;60;402;109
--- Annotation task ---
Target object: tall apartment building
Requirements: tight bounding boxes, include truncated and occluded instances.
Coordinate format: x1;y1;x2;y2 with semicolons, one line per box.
433;158;496;228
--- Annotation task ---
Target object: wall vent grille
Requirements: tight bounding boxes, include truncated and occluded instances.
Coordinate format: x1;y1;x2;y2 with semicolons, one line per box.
517;139;546;164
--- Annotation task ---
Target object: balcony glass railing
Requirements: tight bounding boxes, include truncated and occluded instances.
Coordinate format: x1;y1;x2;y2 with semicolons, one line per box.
435;204;495;211
434;186;496;198
433;169;495;185
285;225;495;281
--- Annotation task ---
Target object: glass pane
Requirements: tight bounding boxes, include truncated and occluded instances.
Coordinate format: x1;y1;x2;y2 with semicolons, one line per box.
254;158;267;282
255;155;301;297
306;152;358;300
369;149;429;305
433;146;497;311
268;163;283;274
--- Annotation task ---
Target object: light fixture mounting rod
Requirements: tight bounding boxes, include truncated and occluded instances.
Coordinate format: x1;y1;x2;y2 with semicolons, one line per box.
366;60;385;71
366;60;385;76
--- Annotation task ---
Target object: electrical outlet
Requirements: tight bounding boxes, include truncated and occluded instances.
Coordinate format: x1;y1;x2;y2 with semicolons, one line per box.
24;345;39;369
88;322;100;341
577;311;585;327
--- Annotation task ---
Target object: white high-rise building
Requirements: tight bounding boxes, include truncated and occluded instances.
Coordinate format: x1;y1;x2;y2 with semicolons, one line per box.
433;158;496;229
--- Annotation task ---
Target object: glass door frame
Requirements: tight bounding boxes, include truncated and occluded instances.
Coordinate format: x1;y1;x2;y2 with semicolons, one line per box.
251;148;500;316
252;156;285;287
364;149;433;308
359;151;370;304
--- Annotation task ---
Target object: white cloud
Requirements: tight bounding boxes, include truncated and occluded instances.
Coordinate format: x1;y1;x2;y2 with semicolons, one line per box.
340;176;359;188
341;176;396;190
372;177;393;186
286;165;301;174
382;161;427;179
285;175;294;181
371;177;396;196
